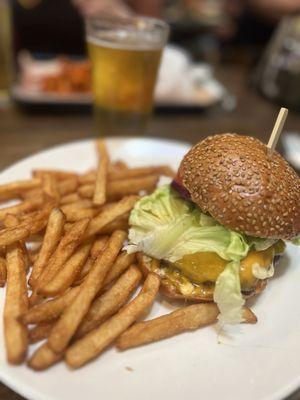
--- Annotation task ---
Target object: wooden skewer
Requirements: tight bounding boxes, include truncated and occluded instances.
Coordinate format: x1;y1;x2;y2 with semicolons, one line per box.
267;107;289;152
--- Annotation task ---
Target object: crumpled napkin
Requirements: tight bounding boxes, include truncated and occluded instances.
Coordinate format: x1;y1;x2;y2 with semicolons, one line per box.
282;132;300;169
155;45;228;106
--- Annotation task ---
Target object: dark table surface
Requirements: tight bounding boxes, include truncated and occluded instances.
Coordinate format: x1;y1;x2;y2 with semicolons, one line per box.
1;63;300;400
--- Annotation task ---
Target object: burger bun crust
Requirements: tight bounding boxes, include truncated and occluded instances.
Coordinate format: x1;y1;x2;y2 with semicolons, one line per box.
179;133;300;239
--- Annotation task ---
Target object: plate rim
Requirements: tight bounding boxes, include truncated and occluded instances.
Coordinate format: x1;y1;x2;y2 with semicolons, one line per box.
0;137;299;400
0;136;191;180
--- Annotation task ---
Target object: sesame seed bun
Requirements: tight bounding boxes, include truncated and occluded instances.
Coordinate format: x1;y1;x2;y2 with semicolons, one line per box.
179;133;300;239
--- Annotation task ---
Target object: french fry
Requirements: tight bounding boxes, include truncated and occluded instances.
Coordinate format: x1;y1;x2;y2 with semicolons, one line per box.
0;178;41;201
76;265;142;339
109;165;175;181
4;215;31;272
111;160;128;171
29;208;66;287
76;237;135;287
79;176;158;200
19;202;55;239
48;230;126;354
19;200;54;225
22;286;81;325
0;255;7;286
99;216;129;235
96;139;110;162
0;245;6;256
20;188;43;200
40;240;92;296
23;214;49;237
0;196;44;221
60;199;93;212
116;305;257;350
0;206;49;247
29;320;56;344
74;244;134;287
4;243;28;364
103;252;136;287
21;242;31;272
28;251;39;264
73;236;109;284
0;224;29;246
33;169;78;181
93;140;109;206
41;172;60;201
3;213;19;228
63;222;73;232
58;177;78;196
90;236;110;258
116;304;219;350
78;184;94;198
73;258;90;285
98;201;119;212
65;273;160;368
108;175;158;199
84;196;138;238
63;208;99;222
35;218;90;295
27;343;62;371
78;170;96;185
60;192;81;205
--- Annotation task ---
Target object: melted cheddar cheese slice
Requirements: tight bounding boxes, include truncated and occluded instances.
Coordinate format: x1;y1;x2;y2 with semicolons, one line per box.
174;242;284;290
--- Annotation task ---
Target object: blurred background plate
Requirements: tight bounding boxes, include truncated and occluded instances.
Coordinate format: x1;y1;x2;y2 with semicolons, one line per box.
11;46;227;109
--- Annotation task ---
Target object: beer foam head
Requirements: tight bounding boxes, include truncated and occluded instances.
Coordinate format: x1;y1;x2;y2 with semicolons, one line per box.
87;30;164;51
86;15;169;51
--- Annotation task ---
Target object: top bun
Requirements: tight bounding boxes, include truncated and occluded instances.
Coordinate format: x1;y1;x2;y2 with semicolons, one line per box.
179;133;300;239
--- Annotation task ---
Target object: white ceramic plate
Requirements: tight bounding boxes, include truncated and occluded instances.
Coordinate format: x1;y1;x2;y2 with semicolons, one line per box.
1;137;300;400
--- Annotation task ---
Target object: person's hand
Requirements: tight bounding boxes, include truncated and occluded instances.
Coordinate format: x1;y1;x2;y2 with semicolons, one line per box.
73;0;133;18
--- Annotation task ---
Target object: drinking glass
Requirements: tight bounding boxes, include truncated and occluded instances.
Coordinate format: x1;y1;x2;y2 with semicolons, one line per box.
86;15;169;136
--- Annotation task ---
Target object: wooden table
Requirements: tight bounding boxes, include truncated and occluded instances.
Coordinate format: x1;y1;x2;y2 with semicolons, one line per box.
1;64;300;400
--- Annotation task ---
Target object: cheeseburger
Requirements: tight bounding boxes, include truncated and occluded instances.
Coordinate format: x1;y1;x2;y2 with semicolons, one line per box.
126;134;300;324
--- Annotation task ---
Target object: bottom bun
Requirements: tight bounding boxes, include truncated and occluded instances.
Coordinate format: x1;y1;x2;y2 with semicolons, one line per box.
137;253;268;302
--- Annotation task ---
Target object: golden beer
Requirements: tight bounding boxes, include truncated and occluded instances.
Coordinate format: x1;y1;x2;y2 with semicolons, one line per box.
0;0;12;96
86;16;169;136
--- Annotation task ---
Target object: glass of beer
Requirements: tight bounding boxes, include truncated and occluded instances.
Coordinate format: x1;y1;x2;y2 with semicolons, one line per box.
0;0;12;102
86;15;169;136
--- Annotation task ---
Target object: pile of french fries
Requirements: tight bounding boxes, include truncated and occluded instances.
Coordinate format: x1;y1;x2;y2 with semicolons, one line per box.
0;140;257;371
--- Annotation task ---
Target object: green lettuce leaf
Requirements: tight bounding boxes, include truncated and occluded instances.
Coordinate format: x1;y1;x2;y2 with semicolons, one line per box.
213;261;245;325
126;185;249;263
247;236;277;251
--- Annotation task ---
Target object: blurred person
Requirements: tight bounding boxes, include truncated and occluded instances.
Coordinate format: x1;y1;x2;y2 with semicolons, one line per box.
231;0;300;45
184;0;300;21
183;0;300;42
13;0;166;56
249;0;300;21
72;0;132;17
73;0;165;18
